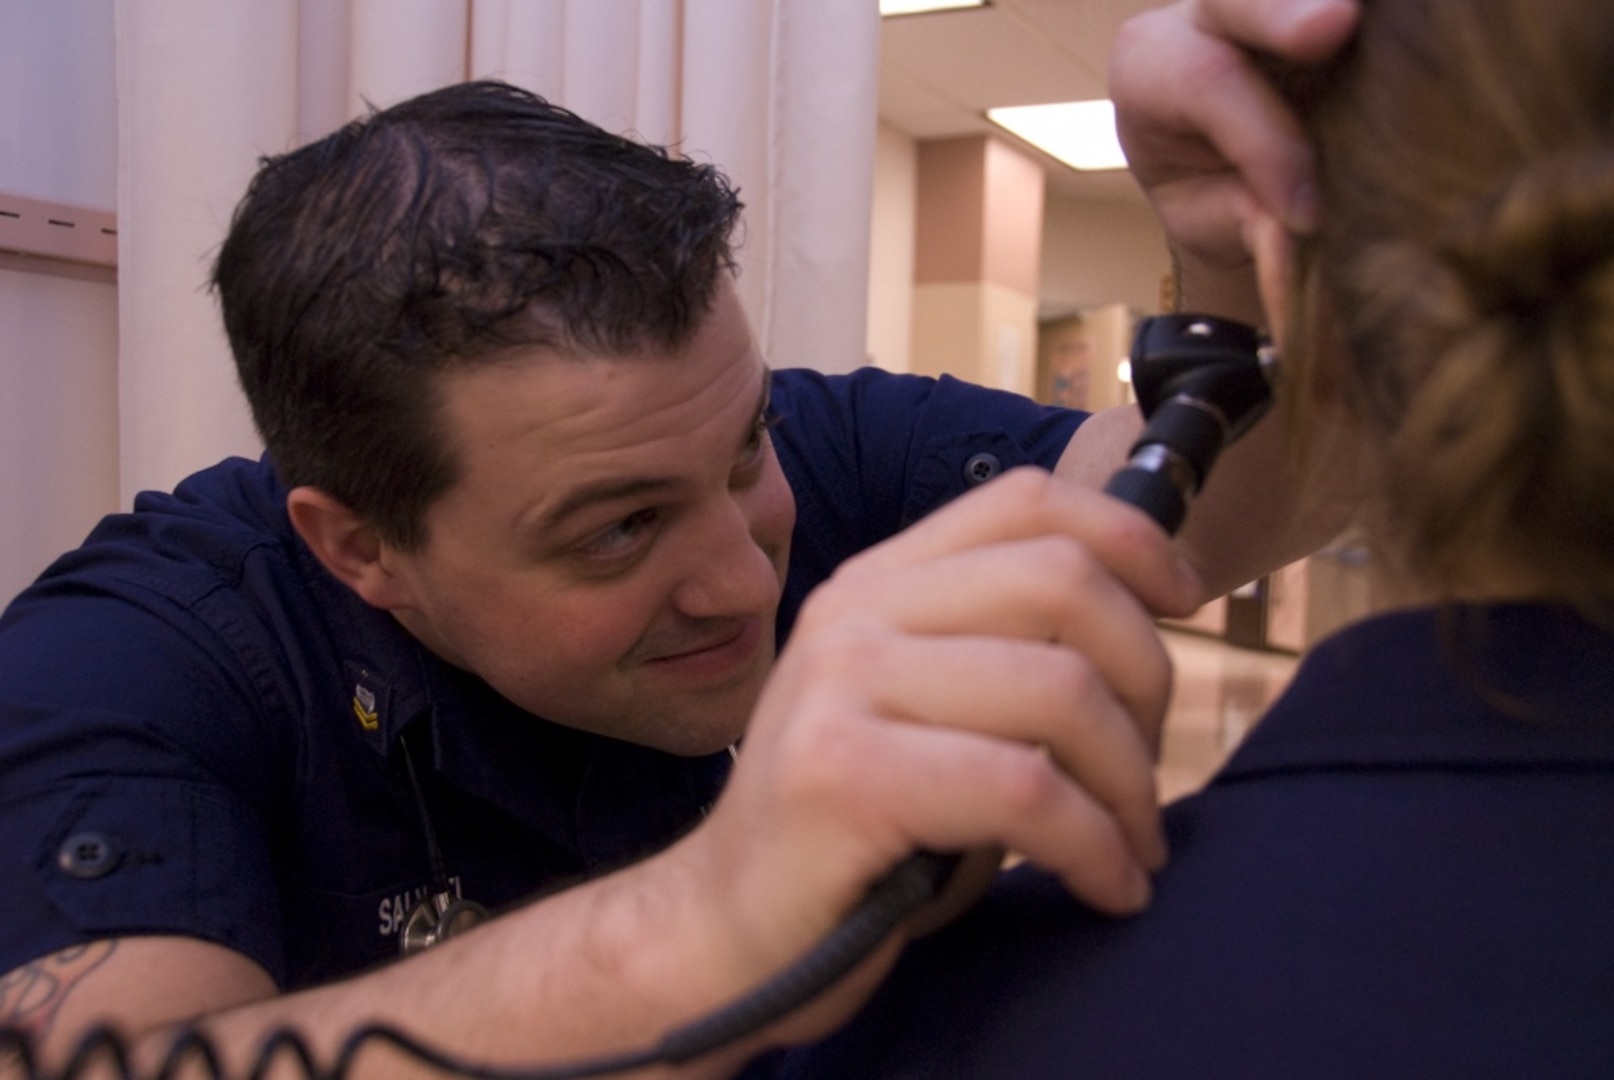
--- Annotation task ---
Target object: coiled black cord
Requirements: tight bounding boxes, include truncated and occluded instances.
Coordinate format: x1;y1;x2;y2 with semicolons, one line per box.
1;313;1271;1080
1;1019;651;1079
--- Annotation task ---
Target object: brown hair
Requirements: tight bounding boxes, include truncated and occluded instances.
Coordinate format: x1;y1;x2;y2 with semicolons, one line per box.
1284;0;1614;614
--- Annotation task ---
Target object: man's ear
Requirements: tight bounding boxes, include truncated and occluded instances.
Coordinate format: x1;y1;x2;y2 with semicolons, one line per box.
285;487;413;611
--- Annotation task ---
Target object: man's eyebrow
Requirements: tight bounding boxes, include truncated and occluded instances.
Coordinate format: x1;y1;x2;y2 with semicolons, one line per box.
538;476;677;532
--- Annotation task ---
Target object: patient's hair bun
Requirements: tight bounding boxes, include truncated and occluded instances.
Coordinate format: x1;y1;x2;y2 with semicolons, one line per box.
1373;145;1614;601
1290;0;1614;612
1445;147;1614;323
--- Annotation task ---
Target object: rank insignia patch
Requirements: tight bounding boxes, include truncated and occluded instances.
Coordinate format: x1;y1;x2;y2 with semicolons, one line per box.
352;682;380;731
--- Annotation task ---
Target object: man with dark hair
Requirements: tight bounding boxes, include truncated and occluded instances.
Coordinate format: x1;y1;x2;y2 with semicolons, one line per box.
0;55;1350;1077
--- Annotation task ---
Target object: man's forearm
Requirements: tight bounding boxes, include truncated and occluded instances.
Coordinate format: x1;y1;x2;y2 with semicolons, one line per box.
152;849;762;1080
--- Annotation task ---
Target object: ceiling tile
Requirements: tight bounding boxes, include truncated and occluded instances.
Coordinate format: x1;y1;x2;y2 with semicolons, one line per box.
877;0;1161;204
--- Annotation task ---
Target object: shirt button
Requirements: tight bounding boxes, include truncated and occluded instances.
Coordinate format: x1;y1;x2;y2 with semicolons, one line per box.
58;831;122;880
963;452;1002;486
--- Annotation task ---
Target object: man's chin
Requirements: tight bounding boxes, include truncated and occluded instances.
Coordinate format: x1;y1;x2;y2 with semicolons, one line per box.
541;693;753;756
652;718;750;758
646;662;767;756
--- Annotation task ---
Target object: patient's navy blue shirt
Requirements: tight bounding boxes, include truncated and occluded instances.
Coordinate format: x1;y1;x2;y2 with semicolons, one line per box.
757;604;1614;1079
0;367;1082;989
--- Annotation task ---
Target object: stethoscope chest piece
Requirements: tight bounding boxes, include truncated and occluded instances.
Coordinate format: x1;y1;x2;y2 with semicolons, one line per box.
396;727;492;955
401;890;492;955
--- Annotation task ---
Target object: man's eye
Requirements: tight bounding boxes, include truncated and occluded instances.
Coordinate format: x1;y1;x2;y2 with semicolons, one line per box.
579;508;659;559
742;409;780;463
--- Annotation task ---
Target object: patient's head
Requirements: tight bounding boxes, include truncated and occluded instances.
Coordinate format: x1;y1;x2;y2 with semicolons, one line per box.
1284;0;1614;614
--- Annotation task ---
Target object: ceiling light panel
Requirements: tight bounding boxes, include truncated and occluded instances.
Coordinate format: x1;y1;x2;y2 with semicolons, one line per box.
987;100;1129;172
880;0;988;16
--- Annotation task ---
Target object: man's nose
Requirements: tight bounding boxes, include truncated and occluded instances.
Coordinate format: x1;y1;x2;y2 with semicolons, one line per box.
670;498;782;617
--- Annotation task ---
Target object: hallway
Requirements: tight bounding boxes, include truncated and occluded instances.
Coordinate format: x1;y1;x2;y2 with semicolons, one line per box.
1156;629;1301;803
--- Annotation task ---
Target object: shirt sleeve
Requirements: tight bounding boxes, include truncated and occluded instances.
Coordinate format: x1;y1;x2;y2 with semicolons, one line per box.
769;367;1087;645
0;570;291;985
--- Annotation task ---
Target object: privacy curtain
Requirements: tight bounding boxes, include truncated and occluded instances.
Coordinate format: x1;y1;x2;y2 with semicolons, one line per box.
114;0;880;504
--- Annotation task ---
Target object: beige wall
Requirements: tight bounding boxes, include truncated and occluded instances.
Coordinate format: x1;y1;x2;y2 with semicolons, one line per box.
980;138;1044;297
901;135;1044;393
1039;189;1169;318
912;135;1044;295
866;127;1170;381
910;282;1038;395
913;138;987;284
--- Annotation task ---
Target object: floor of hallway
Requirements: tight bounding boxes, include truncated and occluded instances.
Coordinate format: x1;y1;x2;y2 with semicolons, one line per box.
1154;628;1301;804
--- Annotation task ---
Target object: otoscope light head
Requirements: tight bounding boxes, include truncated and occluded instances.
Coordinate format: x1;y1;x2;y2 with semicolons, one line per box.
1129;314;1276;438
1103;314;1277;536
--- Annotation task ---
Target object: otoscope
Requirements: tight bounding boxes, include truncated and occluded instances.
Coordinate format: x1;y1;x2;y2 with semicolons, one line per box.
642;312;1279;1069
641;313;1279;1066
1102;313;1277;533
1;314;1275;1080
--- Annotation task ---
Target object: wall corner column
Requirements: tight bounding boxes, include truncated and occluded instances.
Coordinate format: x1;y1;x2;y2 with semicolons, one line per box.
910;134;1045;395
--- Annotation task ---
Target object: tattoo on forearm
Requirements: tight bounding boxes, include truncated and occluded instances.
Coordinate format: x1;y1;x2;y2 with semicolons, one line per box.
0;941;117;1041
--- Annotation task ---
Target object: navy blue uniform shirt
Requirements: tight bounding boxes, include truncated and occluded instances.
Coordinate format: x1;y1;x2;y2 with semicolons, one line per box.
0;367;1083;990
759;604;1614;1079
